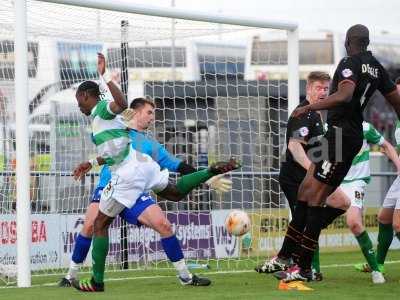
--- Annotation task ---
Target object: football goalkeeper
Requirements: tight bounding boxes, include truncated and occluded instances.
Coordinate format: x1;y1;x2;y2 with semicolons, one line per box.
59;96;231;288
67;53;240;292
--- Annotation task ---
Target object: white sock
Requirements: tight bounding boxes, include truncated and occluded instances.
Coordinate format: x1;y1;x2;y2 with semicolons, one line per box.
65;261;81;280
172;259;192;280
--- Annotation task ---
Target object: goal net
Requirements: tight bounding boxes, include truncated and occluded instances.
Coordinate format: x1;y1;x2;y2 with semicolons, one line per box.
0;0;297;286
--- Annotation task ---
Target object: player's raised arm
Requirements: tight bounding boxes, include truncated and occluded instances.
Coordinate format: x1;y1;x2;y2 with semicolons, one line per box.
97;52;127;113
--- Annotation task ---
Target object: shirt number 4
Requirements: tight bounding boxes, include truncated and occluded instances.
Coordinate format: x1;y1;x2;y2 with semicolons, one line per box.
321;160;333;176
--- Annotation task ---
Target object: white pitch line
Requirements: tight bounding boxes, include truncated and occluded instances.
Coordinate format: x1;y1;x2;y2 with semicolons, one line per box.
321;259;400;269
1;260;400;289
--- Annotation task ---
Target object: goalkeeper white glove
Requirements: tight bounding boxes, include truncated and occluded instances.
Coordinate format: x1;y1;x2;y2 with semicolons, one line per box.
121;108;135;128
206;174;232;193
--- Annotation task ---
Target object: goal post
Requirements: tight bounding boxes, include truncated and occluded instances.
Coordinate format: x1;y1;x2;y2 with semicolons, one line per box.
15;0;31;288
8;0;299;287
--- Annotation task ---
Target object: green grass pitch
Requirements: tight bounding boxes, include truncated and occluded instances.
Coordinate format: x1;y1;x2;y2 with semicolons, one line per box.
1;250;399;300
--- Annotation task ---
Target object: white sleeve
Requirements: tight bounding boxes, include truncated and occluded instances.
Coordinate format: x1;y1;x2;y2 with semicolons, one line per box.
395;126;400;147
98;77;114;101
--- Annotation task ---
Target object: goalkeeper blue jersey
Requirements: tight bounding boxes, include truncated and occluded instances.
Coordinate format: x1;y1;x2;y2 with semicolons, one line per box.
97;129;182;188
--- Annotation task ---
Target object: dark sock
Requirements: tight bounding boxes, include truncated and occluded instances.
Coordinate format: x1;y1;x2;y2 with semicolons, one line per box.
396;231;400;241
376;223;393;265
356;231;379;271
298;206;323;271
278;201;308;259
320;206;346;229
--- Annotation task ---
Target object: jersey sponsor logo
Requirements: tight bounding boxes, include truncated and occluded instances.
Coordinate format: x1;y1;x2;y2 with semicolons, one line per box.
341;68;353;78
361;64;378;78
298;126;309;137
102;179;115;200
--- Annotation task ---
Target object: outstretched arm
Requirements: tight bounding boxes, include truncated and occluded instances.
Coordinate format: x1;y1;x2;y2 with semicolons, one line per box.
151;140;233;193
156;158;241;201
97;53;127;114
73;156;106;180
293;81;355;117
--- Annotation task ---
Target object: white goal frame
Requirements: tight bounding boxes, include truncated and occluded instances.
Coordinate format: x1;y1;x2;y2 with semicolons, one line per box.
14;0;298;287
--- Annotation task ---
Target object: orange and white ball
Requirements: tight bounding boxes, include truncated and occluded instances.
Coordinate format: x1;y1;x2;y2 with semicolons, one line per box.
225;210;251;236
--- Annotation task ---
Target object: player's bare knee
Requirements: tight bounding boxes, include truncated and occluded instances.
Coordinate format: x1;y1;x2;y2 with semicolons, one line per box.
378;210;393;224
392;220;400;233
155;219;173;236
298;180;312;196
298;179;328;205
351;224;363;235
81;221;94;237
347;219;363;235
93;213;110;235
93;218;103;235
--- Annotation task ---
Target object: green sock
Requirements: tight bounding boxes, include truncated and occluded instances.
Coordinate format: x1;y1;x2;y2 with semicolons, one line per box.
176;169;213;195
376;223;393;265
92;236;109;284
311;245;320;273
356;231;379;272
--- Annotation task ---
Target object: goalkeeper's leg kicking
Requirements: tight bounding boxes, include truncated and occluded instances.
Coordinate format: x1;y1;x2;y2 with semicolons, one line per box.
72;156;240;292
59;164;231;288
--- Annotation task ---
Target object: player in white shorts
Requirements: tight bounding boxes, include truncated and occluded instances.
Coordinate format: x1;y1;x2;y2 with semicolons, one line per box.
355;79;400;275
382;175;400;210
327;121;400;283
71;53;240;292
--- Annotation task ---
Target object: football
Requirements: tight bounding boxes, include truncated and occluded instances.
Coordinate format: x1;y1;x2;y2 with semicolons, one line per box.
225;210;251;236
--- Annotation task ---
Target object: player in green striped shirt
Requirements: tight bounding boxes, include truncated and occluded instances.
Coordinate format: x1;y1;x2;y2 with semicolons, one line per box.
356;78;400;276
327;121;400;283
72;53;240;292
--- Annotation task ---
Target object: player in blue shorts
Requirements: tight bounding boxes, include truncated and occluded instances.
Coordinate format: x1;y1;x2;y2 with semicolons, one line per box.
66;54;239;291
59;61;232;288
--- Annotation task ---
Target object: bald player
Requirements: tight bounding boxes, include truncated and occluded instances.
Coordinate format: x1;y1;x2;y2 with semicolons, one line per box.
264;24;400;282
